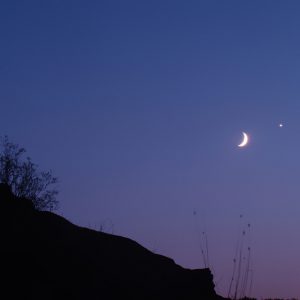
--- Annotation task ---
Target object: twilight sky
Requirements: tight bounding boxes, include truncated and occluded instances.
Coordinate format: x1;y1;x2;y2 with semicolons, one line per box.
2;1;300;298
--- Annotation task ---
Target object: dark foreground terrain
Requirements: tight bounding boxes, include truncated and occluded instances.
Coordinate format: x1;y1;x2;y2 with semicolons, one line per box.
0;184;226;299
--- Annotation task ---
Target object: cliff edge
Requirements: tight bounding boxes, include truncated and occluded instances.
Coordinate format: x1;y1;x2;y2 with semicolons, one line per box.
0;184;226;299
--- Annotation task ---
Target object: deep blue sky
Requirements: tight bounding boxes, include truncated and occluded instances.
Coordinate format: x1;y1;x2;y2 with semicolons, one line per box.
2;1;300;298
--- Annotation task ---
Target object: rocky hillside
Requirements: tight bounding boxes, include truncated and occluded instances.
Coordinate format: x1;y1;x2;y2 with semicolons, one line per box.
0;184;226;299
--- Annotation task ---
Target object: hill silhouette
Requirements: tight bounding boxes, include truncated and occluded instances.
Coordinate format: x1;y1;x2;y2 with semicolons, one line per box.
0;184;226;300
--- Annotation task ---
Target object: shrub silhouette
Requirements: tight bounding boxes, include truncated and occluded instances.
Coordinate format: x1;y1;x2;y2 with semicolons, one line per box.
0;135;58;211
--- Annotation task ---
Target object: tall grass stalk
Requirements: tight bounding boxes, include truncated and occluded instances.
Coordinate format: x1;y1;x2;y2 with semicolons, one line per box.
228;216;253;300
193;210;210;268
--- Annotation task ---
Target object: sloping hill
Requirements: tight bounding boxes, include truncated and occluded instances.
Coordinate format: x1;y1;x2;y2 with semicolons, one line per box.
0;184;225;299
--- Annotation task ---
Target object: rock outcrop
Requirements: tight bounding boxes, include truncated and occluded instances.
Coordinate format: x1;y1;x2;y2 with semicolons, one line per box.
0;184;226;299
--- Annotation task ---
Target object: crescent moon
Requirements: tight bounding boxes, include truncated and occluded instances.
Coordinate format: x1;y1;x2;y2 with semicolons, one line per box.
238;132;249;147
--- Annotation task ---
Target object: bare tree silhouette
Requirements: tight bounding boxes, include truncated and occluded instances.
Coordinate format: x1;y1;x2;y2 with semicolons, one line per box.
0;135;58;211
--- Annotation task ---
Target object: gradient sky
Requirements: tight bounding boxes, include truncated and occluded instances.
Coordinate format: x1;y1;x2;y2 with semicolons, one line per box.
2;1;300;298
